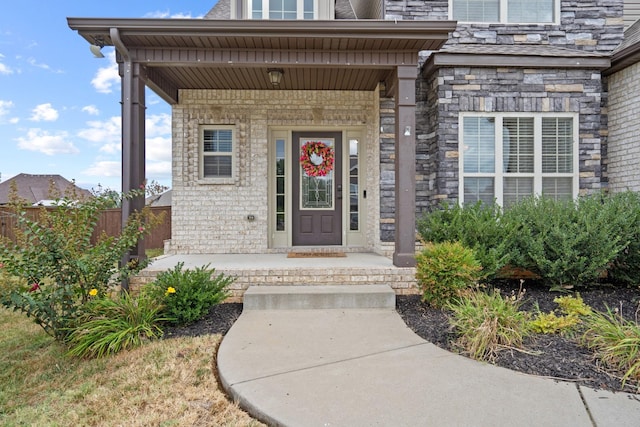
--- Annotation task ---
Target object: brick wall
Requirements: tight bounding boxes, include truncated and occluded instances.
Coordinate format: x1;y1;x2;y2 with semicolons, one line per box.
169;89;380;254
606;62;640;192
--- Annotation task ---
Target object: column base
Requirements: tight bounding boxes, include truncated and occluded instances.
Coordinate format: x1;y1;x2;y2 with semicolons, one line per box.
393;252;416;267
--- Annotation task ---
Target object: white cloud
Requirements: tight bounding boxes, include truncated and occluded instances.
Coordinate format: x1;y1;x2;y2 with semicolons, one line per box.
0;62;13;75
81;105;100;115
147;161;172;179
143;10;201;19
30;103;59;122
82;161;121;178
77;116;121;153
0;100;18;124
27;57;63;73
77;112;172;181
91;50;119;94
146;113;171;138
0;99;13;117
16;128;79;155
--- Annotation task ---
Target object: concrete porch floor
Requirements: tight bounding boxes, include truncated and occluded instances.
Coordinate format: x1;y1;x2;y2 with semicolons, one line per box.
130;252;417;301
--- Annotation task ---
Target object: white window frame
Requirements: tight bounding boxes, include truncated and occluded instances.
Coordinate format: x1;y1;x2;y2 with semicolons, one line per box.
458;112;579;207
246;0;319;19
199;125;236;184
449;0;560;25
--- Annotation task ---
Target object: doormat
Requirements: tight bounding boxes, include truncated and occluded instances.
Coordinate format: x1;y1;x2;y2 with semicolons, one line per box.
287;251;347;258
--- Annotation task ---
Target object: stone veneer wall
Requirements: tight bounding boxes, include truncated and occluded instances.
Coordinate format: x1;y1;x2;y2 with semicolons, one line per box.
419;67;607;208
385;0;624;52
168;89;380;254
378;0;622;227
605;62;640;192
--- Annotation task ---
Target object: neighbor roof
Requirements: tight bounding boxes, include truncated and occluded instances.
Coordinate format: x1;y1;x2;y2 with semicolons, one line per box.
0;174;92;205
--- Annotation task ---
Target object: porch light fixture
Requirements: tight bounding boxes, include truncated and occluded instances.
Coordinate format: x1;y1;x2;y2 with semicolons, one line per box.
90;36;105;58
268;68;284;87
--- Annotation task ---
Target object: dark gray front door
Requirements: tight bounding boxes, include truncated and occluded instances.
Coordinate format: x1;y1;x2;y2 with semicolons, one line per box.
292;132;342;246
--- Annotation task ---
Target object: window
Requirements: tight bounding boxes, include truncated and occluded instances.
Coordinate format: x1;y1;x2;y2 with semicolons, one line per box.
200;126;234;180
451;0;555;23
250;0;315;19
460;114;577;207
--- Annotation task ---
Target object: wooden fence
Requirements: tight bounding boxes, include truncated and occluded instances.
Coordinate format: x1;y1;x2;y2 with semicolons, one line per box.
0;206;171;250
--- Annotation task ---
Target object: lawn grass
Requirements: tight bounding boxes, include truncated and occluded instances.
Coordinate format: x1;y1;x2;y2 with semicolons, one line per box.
0;308;263;426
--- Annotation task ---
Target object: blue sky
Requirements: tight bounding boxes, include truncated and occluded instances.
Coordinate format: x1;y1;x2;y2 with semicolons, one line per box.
0;1;218;192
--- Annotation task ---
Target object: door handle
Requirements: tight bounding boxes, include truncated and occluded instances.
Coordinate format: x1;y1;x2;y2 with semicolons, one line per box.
337;184;342;200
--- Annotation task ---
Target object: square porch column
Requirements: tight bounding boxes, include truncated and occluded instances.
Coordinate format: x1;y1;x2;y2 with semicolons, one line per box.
120;61;146;286
393;66;417;267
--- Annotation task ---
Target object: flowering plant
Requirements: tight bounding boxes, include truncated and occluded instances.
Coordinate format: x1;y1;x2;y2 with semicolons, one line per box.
0;188;162;341
299;141;335;177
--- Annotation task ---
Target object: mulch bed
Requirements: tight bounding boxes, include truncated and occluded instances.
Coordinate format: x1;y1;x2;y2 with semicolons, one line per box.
397;280;640;395
165;281;640;395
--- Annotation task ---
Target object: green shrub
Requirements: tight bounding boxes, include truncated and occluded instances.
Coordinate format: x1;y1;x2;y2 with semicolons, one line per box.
415;241;483;308
0;189;162;341
447;289;531;361
530;311;581;334
530;294;593;335
66;292;165;358
503;195;626;290
554;294;592;317
605;191;640;285
417;202;513;279
145;262;234;326
581;307;640;388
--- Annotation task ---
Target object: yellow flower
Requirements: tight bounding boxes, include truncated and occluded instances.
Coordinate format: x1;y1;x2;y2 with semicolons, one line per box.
165;287;176;296
89;288;98;297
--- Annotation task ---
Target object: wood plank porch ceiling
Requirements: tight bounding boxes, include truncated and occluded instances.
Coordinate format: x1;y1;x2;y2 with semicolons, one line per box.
68;18;457;99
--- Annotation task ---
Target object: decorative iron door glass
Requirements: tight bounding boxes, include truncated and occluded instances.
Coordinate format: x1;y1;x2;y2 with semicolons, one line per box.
300;138;335;209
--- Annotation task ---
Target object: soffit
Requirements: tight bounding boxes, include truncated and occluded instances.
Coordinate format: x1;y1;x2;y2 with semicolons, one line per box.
68;18;457;98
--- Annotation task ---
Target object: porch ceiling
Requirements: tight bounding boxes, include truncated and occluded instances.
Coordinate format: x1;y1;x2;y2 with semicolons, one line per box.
68;18;457;101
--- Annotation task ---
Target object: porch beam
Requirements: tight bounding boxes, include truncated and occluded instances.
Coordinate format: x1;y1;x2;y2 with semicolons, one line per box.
128;48;417;68
392;65;418;268
145;66;179;104
120;60;147;289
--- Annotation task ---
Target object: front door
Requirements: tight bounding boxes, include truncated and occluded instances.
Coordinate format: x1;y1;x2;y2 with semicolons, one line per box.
292;132;342;245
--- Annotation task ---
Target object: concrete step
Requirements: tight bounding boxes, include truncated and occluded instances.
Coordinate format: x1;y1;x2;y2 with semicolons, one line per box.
242;285;396;310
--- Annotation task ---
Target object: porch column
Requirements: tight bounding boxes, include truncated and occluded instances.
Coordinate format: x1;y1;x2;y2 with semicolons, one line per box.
393;65;417;267
120;60;146;285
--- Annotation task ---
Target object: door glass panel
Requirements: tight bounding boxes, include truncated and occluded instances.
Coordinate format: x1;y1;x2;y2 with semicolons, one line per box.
275;139;286;231
349;139;359;231
300;138;335;209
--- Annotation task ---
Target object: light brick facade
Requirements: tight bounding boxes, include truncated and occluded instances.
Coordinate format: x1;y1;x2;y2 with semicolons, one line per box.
167;89;382;254
606;61;640;192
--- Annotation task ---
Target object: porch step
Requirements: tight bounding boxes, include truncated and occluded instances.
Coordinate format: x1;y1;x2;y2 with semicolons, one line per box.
242;285;396;310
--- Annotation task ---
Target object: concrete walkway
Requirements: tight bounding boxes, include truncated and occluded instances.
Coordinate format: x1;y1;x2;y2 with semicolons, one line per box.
217;286;640;427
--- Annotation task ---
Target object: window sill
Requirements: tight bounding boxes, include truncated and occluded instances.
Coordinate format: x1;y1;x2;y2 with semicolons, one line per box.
198;177;236;185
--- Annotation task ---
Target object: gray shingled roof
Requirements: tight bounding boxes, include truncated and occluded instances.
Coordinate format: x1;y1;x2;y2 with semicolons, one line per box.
335;0;356;19
146;189;172;207
440;43;609;58
614;19;640;54
0;173;92;205
206;0;230;19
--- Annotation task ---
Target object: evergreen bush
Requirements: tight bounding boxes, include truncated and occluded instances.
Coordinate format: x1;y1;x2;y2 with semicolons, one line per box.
417;202;513;280
415;241;483;308
145;262;234;326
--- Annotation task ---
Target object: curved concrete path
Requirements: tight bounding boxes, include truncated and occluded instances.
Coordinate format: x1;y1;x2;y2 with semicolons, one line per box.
218;306;640;426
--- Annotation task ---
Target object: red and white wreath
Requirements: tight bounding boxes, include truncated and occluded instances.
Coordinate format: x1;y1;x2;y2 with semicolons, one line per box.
299;141;335;177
